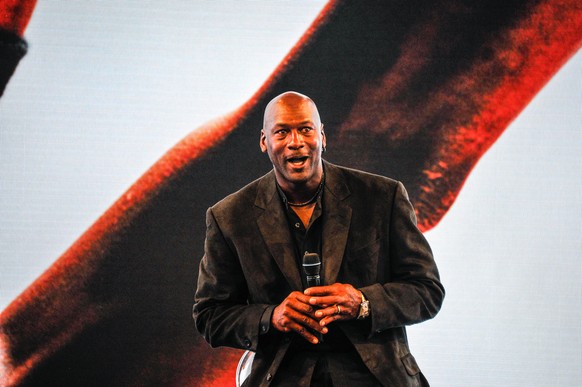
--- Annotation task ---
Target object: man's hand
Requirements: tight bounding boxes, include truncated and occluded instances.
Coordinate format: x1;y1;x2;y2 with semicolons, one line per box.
304;283;363;327
271;291;328;344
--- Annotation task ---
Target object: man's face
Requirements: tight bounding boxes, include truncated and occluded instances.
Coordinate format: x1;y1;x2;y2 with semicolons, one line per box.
260;95;326;192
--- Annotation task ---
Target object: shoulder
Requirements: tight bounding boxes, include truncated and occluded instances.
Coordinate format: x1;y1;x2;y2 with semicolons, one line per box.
209;170;273;218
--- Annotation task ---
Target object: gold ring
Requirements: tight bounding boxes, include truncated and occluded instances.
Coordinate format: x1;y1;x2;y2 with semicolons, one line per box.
336;305;341;315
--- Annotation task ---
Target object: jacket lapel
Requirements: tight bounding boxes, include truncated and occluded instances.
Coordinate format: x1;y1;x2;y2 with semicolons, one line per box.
254;163;352;289
255;172;303;291
321;162;352;285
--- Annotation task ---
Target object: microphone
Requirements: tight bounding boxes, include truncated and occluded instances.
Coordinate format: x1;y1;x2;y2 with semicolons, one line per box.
302;252;321;287
303;252;323;343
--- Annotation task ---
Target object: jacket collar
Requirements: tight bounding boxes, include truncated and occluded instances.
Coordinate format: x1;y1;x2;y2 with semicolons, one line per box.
255;161;352;289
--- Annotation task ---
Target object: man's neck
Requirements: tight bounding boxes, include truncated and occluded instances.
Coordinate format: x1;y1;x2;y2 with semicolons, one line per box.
276;167;324;204
279;177;323;205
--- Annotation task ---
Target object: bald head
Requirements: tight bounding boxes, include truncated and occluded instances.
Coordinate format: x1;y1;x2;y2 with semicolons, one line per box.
263;91;321;130
259;91;326;195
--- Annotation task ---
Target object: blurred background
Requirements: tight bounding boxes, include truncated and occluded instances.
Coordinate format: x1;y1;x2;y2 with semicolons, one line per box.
0;2;579;386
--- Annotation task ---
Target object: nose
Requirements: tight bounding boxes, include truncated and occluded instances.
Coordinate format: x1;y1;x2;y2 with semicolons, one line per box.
287;129;303;149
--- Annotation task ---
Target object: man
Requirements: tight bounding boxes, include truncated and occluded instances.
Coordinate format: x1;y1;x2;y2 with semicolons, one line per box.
194;91;444;386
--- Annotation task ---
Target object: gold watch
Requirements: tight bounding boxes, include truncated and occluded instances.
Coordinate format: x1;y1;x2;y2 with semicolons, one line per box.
357;292;370;319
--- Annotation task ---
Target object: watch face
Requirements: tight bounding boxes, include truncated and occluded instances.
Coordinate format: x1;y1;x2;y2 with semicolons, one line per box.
358;300;370;319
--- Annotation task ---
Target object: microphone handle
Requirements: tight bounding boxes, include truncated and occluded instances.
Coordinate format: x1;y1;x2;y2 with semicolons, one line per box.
305;274;323;343
306;275;320;287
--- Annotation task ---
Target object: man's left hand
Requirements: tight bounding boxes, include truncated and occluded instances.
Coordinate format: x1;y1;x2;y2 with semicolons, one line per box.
304;283;362;326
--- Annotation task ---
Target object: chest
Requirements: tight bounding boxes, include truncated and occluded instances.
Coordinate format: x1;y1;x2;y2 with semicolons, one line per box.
291;203;316;228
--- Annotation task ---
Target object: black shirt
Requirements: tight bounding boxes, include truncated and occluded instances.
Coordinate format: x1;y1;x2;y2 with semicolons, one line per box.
276;179;353;352
276;182;324;289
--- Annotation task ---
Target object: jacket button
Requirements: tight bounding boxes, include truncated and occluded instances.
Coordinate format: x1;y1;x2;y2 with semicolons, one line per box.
243;339;251;348
266;373;273;381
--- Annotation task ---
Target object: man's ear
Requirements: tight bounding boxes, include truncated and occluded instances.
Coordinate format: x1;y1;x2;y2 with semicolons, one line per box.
321;124;326;150
259;130;267;153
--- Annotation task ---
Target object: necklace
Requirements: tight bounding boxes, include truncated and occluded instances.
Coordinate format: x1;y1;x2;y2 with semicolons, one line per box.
287;174;325;207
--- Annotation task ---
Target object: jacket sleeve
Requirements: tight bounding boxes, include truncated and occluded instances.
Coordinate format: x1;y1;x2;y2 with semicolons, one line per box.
360;181;445;336
193;207;271;351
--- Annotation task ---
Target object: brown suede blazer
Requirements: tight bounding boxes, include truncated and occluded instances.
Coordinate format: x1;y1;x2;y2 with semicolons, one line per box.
194;161;444;386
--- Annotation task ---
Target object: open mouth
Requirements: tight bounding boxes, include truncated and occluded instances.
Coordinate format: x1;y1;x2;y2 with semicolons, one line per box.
287;156;308;165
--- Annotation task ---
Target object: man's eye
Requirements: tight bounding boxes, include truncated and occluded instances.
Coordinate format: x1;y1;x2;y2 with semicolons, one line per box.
300;127;313;133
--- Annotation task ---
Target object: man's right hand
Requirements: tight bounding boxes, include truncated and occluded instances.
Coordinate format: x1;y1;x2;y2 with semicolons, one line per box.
271;291;328;344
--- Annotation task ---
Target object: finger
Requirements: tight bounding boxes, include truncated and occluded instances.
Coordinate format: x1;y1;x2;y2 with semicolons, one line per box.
292;292;319;308
318;306;347;326
288;310;328;333
288;299;318;317
274;310;316;334
304;285;336;296
279;292;317;316
281;302;327;333
319;314;342;327
287;322;320;344
308;295;342;308
284;316;328;343
314;304;343;319
289;290;312;301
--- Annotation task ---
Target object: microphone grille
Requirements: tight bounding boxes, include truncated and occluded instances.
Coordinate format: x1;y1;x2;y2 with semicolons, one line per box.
302;252;321;275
